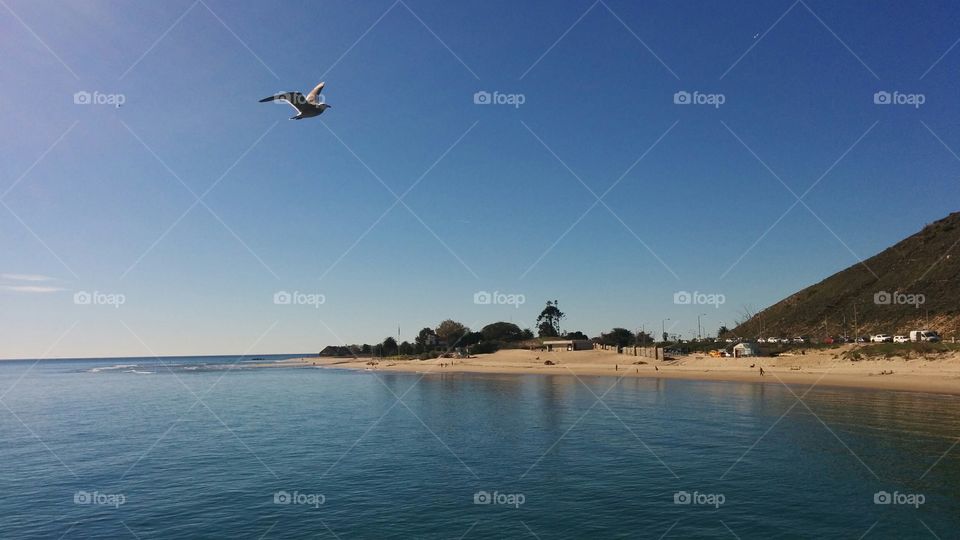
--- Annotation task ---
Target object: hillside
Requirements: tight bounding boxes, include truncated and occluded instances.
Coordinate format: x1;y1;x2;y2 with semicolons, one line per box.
733;212;960;340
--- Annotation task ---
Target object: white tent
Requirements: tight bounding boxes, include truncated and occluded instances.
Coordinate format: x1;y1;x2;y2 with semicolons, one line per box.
733;343;760;357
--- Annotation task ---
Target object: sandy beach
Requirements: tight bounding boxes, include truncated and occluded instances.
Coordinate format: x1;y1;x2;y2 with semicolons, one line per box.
271;345;960;396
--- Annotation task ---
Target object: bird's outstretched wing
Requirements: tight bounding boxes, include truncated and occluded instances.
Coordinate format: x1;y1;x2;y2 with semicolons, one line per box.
259;92;307;112
305;82;325;105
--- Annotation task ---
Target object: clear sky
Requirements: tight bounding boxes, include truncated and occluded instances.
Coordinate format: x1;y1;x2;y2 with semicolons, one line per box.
2;0;959;359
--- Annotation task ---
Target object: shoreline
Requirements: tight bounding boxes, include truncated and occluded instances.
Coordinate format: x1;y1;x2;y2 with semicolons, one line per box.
276;347;960;396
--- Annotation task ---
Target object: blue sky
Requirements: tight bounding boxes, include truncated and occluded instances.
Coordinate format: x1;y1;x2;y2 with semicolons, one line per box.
1;0;959;358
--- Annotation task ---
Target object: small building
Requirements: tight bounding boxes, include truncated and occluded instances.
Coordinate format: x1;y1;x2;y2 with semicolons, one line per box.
543;340;593;352
319;345;353;357
732;343;760;358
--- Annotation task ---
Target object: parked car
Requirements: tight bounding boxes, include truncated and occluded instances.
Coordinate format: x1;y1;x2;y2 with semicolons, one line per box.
856;336;869;343
871;334;893;343
792;337;806;344
910;330;941;343
893;335;909;343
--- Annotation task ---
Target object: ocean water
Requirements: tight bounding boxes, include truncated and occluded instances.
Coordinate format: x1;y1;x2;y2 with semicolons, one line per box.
1;357;958;539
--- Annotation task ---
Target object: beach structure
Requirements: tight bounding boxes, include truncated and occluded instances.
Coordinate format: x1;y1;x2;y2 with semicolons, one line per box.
617;345;665;360
733;343;759;357
319;345;353;357
543;339;593;352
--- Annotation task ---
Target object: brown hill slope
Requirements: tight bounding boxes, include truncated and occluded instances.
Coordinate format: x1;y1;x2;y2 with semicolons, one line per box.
733;212;960;340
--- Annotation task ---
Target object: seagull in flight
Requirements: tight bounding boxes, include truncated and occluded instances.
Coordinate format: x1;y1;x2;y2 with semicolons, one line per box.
259;81;331;120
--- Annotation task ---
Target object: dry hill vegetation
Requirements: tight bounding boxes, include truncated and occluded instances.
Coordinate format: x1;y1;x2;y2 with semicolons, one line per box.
734;212;960;339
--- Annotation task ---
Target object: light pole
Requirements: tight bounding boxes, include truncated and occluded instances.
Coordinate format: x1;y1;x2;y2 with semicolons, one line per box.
661;318;670;343
698;313;707;340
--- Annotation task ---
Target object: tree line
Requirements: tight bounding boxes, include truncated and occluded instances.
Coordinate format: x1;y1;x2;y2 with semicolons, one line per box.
336;300;660;358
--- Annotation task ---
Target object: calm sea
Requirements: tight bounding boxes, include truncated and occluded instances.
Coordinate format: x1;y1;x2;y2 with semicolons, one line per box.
1;356;958;538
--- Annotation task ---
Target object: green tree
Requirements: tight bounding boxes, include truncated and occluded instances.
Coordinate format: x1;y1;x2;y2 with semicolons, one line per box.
564;330;589;340
717;326;730;338
435;319;468;346
481;322;523;342
461;331;483;346
415;327;437;351
398;341;414;355
521;328;534;340
635;331;653;345
536;300;565;337
600;328;634;347
361;344;371;355
382;337;398;356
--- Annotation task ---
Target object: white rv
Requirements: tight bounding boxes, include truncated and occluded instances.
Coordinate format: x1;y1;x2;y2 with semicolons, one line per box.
909;330;940;343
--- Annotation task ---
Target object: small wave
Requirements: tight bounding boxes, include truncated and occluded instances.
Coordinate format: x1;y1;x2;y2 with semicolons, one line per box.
88;364;139;373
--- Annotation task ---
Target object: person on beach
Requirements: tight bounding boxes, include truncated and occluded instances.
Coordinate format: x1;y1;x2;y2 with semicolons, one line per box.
759;367;765;377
